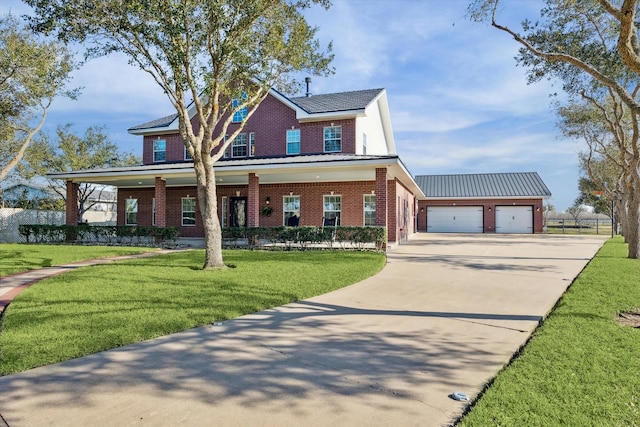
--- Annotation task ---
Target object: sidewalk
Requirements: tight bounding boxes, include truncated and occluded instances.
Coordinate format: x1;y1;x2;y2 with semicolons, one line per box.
0;234;606;426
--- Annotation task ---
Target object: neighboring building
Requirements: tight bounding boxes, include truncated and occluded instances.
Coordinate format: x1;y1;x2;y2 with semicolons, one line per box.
52;88;424;247
1;182;61;209
416;172;552;234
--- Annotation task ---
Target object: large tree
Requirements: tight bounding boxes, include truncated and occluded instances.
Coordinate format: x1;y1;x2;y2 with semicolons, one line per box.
19;124;140;222
25;0;333;269
0;13;76;182
469;0;640;258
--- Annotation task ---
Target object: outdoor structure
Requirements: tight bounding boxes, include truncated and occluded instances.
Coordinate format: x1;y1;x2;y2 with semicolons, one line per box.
52;87;423;247
416;172;552;234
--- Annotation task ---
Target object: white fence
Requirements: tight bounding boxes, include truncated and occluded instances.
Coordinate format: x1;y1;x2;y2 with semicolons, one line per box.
0;208;116;243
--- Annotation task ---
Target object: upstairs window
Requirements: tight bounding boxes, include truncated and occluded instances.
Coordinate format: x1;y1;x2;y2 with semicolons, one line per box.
232;95;248;123
286;129;301;155
153;139;166;162
232;133;247;157
249;132;255;157
362;133;367;155
184;146;192;160
324;126;342;153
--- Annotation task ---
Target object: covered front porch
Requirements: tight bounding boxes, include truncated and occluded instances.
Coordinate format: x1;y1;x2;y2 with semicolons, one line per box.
53;155;423;246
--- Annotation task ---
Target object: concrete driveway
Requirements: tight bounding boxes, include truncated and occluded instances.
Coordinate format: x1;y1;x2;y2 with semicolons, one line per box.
0;234;606;426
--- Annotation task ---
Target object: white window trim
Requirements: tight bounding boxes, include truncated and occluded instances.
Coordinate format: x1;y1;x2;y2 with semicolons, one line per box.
323;126;342;153
152;198;156;226
323;194;342;223
153;139;166;162
249;132;255;157
181;197;196;226
125;198;138;226
286;129;301;155
232;133;247;158
364;194;376;226
221;196;227;227
283;195;300;226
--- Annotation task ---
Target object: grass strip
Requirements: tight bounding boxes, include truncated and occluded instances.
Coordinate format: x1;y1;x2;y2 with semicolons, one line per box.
459;237;640;426
0;244;155;277
0;249;385;375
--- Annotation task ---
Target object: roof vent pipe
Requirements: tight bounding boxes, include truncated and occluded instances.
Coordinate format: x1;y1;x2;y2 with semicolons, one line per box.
305;77;312;97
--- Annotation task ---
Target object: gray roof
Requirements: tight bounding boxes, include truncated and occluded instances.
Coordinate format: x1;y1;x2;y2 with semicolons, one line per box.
129;88;385;131
415;172;552;199
289;88;384;114
129;113;178;131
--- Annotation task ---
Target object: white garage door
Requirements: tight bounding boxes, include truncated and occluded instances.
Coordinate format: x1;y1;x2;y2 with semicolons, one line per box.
427;206;483;233
495;206;533;233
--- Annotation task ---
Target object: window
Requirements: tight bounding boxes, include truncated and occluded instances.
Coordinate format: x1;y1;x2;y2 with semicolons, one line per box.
125;198;138;225
184;146;192;160
182;197;196;226
152;198;156;226
249;132;255;157
221;196;227;227
232;97;247;123
324;126;342;152
364;194;376;226
153;139;166;162
231;133;247;157
283;195;300;226
223;135;230;158
286;129;301;155
323;195;341;224
362;133;367;155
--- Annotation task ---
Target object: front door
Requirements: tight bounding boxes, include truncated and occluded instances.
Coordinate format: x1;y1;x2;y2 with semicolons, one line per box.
230;197;247;228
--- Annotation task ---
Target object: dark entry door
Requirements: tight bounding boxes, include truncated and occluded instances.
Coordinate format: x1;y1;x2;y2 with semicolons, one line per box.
230;197;247;228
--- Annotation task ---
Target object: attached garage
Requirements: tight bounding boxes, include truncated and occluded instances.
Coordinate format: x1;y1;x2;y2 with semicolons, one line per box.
427;206;483;233
495;206;533;234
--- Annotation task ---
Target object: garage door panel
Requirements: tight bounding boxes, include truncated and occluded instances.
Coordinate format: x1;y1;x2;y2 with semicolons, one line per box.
495;206;533;234
427;206;483;233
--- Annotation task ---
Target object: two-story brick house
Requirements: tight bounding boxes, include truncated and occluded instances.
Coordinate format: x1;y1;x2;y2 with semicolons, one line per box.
53;87;424;247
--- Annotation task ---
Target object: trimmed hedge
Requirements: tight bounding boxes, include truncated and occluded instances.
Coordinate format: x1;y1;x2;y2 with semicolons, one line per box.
17;224;386;250
18;224;180;246
222;226;386;251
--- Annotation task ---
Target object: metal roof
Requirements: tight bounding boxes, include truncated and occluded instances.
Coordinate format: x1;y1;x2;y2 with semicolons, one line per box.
289;88;384;114
415;172;552;199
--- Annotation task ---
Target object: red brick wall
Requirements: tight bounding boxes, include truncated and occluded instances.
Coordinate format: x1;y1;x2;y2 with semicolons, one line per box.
417;198;545;233
141;94;358;164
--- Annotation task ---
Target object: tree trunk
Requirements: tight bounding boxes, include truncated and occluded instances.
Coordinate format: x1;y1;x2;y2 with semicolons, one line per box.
194;157;225;269
626;190;640;259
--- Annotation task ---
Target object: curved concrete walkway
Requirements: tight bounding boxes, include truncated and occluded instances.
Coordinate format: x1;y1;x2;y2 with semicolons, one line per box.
0;234;606;426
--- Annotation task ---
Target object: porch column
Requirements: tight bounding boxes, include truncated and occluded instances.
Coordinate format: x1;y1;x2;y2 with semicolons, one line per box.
154;177;167;227
247;173;260;227
375;168;388;248
65;180;79;225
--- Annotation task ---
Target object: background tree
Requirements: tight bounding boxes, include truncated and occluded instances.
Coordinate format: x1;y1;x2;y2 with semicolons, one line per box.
567;201;586;227
19;124;139;222
469;0;640;258
0;13;76;182
26;0;334;269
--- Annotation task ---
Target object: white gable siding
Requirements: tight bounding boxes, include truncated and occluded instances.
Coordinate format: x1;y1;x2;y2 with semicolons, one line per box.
356;101;389;155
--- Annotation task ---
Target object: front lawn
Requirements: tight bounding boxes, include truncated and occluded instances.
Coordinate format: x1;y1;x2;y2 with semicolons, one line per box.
458;237;640;426
0;244;156;276
0;250;386;375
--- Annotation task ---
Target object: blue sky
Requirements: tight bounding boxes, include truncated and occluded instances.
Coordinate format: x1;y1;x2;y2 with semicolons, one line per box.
2;0;581;210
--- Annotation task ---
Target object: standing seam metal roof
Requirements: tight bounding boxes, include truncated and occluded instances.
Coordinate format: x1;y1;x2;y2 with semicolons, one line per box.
415;172;552;198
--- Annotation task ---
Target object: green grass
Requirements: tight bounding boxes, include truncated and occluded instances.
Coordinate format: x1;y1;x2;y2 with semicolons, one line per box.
0;244;156;276
0;250;385;375
459;237;640;426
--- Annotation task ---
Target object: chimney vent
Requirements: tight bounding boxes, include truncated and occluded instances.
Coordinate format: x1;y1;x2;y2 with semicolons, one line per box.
305;77;312;97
